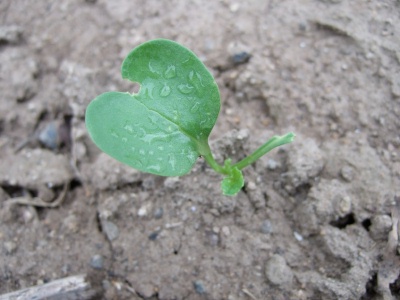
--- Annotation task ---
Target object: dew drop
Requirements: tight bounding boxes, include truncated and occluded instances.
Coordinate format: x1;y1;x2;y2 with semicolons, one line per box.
148;165;161;172
143;83;155;100
124;124;134;133
148;61;161;75
149;150;154;155
139;149;145;155
111;130;119;138
160;84;171;97
148;114;159;125
122;137;128;143
158;146;164;151
188;70;204;87
178;84;194;94
164;65;176;79
190;102;201;113
172;110;179;120
168;153;176;170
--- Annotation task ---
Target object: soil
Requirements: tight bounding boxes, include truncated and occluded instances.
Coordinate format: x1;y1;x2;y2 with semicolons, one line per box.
1;0;399;299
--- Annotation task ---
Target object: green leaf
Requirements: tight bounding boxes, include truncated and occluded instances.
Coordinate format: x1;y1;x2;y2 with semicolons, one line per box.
221;166;244;196
85;39;220;176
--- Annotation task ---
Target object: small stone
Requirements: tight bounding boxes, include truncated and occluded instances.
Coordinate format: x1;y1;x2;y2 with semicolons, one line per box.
340;165;354;182
261;220;273;234
0;25;23;44
294;231;303;241
37;185;55;203
232;52;251;64
22;207;35;223
247;181;257;191
267;159;278;170
90;254;104;270
38;122;59;150
153;207;164;219
370;215;392;240
4;241;17;255
337;195;352;215
142;177;155;190
148;231;159;241
101;220;119;241
193;280;206;294
222;226;231;236
138;206;148;217
206;231;219;247
164;177;180;189
63;214;80;233
229;3;240;12
265;255;293;287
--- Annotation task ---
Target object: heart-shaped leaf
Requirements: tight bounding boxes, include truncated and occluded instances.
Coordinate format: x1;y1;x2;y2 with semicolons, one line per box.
221;159;244;196
86;39;220;176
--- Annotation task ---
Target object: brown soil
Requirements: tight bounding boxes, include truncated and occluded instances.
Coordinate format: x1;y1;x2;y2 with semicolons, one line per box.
1;1;399;299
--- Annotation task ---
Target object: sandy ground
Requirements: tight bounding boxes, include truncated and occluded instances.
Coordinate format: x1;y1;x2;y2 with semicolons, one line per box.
0;0;399;299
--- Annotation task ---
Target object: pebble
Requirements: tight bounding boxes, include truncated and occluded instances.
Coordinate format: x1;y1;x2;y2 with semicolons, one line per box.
0;25;23;44
148;231;159;241
164;177;180;189
340;165;354;182
63;214;79;233
337;195;352;215
247;181;257;191
101;220;119;241
37;185;55;203
90;254;104;270
222;226;231;236
267;159;279;170
370;215;392;240
229;3;240;12
261;220;273;234
4;241;17;255
232;52;251;64
294;231;303;241
138;206;148;217
153;207;164;219
265;255;293;286
38;122;59;150
206;231;219;247
142;177;155;190
193;280;206;294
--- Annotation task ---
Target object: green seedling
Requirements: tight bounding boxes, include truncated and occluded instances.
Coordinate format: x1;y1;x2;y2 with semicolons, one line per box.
86;39;294;196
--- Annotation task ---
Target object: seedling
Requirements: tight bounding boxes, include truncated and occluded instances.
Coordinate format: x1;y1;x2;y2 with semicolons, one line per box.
86;39;294;195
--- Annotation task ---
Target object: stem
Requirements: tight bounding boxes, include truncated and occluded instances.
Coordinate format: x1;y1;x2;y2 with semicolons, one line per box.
203;152;227;175
233;132;295;170
198;140;227;175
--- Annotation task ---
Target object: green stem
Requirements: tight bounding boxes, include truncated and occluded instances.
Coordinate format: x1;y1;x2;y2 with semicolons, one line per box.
233;132;295;170
198;140;227;175
203;152;227;175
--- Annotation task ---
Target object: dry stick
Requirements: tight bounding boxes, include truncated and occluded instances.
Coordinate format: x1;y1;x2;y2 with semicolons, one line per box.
0;274;97;300
377;198;400;300
5;182;69;208
242;289;258;300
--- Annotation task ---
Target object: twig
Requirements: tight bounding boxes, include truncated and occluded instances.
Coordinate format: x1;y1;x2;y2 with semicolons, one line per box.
5;182;69;208
0;274;97;300
242;288;258;300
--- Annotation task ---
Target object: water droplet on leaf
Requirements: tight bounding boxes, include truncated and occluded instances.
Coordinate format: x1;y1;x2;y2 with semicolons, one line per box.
168;153;176;170
164;65;176;79
190;102;200;113
178;84;194;94
160;84;171;97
